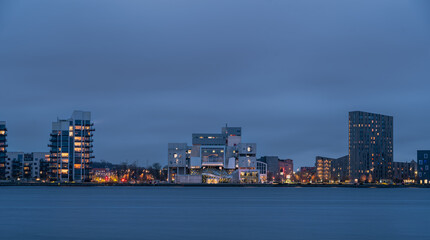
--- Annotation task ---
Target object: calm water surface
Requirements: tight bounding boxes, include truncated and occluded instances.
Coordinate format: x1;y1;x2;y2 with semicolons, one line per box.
0;187;429;240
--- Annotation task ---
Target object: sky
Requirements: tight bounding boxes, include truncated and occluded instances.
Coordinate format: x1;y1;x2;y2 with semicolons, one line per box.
0;0;429;168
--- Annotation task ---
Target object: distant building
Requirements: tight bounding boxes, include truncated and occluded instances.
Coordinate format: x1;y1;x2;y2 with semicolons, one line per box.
315;155;348;182
168;126;259;184
417;150;430;184
315;156;335;182
258;156;293;183
0;121;7;180
48;111;95;182
5;152;49;181
91;168;118;183
5;152;22;180
331;155;349;182
299;167;316;183
349;111;393;182
256;161;267;183
392;161;417;183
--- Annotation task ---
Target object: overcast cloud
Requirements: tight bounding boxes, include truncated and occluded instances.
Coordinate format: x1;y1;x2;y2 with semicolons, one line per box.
1;0;429;168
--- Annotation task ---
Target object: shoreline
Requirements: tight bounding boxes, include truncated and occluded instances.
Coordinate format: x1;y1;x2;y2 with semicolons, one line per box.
0;182;429;188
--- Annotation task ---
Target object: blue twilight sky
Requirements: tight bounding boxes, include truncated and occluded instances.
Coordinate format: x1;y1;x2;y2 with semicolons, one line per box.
0;0;429;168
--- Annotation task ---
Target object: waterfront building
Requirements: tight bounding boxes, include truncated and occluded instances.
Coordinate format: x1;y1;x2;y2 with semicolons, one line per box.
298;167;316;183
417;150;430;184
91;168;119;183
256;161;267;183
258;156;293;183
331;155;349;182
0;121;7;180
48;111;94;182
315;156;335;182
168;126;259;184
392;160;417;183
349;111;393;182
315;155;348;182
5;152;49;181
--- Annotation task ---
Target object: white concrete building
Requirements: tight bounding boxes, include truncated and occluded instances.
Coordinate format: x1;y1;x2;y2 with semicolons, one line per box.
168;126;259;184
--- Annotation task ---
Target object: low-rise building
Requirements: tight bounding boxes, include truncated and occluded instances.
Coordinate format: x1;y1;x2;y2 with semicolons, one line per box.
316;156;334;182
315;155;348;183
417;150;430;184
258;156;293;183
392;160;417;183
298;167;316;183
256;161;267;183
5;152;49;181
331;155;349;182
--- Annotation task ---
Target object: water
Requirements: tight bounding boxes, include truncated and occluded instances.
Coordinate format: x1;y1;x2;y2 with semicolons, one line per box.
0;187;429;240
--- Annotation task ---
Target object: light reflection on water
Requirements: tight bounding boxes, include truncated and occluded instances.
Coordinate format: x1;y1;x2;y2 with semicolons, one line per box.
0;187;429;240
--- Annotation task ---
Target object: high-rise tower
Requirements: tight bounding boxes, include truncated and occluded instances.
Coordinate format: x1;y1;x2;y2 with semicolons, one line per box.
48;111;94;182
349;111;393;182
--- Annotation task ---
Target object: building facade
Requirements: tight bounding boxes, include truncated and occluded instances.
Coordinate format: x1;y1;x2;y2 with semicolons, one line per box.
48;111;94;182
0;121;7;180
331;155;349;182
316;156;335;182
168;126;259;184
392;160;417;183
315;155;348;182
417;150;430;184
256;161;267;183
349;111;393;182
259;156;293;183
5;152;49;181
298;167;316;183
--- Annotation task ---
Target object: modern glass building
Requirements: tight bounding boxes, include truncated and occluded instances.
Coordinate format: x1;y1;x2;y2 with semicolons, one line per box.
48;111;94;182
0;121;7;180
349;111;393;182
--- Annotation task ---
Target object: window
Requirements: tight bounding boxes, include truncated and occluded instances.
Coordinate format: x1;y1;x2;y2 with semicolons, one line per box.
419;160;423;165
425;154;429;159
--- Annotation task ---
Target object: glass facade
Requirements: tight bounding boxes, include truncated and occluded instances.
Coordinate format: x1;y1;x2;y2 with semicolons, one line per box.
201;148;225;166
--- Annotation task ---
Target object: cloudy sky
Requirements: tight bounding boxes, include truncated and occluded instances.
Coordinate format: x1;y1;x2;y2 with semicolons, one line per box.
0;0;429;168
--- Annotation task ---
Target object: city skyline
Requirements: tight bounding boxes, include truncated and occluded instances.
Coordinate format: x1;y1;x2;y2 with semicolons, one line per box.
0;109;426;169
1;1;430;168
